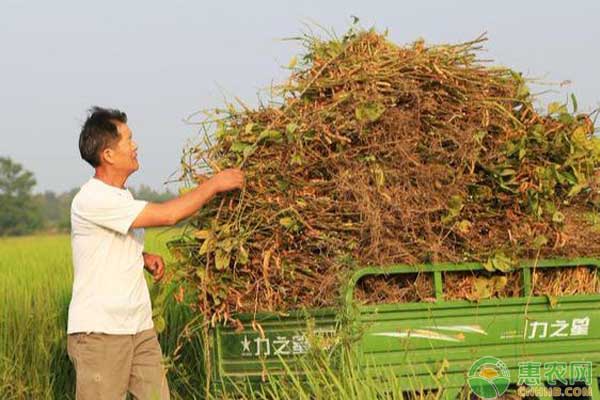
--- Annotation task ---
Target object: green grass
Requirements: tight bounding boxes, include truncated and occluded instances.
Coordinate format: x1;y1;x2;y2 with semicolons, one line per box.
0;228;203;399
0;233;73;398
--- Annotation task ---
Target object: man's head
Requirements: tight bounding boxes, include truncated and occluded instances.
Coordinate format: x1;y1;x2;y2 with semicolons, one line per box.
79;106;139;175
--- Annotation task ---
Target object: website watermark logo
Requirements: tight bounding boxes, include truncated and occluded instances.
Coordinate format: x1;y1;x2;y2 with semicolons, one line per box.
467;357;593;398
467;356;511;399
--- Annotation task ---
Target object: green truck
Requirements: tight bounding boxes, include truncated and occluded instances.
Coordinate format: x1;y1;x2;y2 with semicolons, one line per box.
210;258;600;399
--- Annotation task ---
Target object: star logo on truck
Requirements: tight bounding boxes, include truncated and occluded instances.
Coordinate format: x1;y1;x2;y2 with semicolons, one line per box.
241;335;251;353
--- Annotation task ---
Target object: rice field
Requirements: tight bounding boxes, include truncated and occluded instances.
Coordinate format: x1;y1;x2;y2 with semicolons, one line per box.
0;228;208;399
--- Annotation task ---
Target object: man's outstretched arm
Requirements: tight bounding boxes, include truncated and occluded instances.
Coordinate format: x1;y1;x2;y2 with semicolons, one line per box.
131;168;244;228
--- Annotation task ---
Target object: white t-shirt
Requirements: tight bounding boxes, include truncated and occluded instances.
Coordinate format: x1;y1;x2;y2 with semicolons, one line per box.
68;177;153;334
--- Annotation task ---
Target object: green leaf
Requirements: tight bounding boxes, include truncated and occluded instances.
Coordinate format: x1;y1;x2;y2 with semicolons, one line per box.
288;55;298;69
215;248;231;270
492;276;508;292
561;171;577;185
483;259;494;272
215;122;228;139
218;237;235;252
548;102;567;115
277;179;290;191
441;195;463;224
468;184;493;201
279;216;302;233
448;195;463;210
355;102;386;123
231;141;251;153
370;165;385;188
517;82;530;99
456;220;472;234
484;253;515;272
290;153;303;166
258;129;283;143
567;183;586;197
361;155;377;163
473;276;507;300
558;113;574;124
242;145;256;159
546;294;558;309
173;269;188;279
552;211;565;224
532;235;548;249
286;123;298;134
571;93;578;113
474;277;492;299
154;315;166;333
178;186;193;196
198;237;214;256
474;130;487;144
152;306;163;318
194;230;211;240
279;217;296;229
238;246;249;265
499;168;517;177
296;198;308;208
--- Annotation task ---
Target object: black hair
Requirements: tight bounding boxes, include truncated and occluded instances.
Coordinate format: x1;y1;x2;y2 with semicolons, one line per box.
78;106;128;167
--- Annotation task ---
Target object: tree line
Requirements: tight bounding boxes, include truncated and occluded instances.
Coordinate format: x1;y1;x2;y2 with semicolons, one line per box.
0;157;175;236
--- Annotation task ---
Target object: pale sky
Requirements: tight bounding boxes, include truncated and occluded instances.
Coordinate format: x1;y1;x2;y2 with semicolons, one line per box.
1;0;599;193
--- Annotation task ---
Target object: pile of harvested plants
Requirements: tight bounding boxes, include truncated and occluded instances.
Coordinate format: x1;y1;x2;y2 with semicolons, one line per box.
164;27;600;327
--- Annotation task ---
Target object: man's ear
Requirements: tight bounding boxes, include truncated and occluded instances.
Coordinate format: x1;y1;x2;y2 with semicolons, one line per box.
100;147;115;165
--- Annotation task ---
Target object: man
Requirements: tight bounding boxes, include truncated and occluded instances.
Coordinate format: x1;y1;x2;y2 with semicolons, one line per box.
67;106;244;399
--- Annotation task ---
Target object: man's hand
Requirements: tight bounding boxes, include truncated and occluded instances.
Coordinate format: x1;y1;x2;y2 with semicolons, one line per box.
143;252;165;283
211;169;245;193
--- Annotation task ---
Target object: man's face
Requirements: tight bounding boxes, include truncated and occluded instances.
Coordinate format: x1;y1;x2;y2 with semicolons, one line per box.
103;122;139;175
